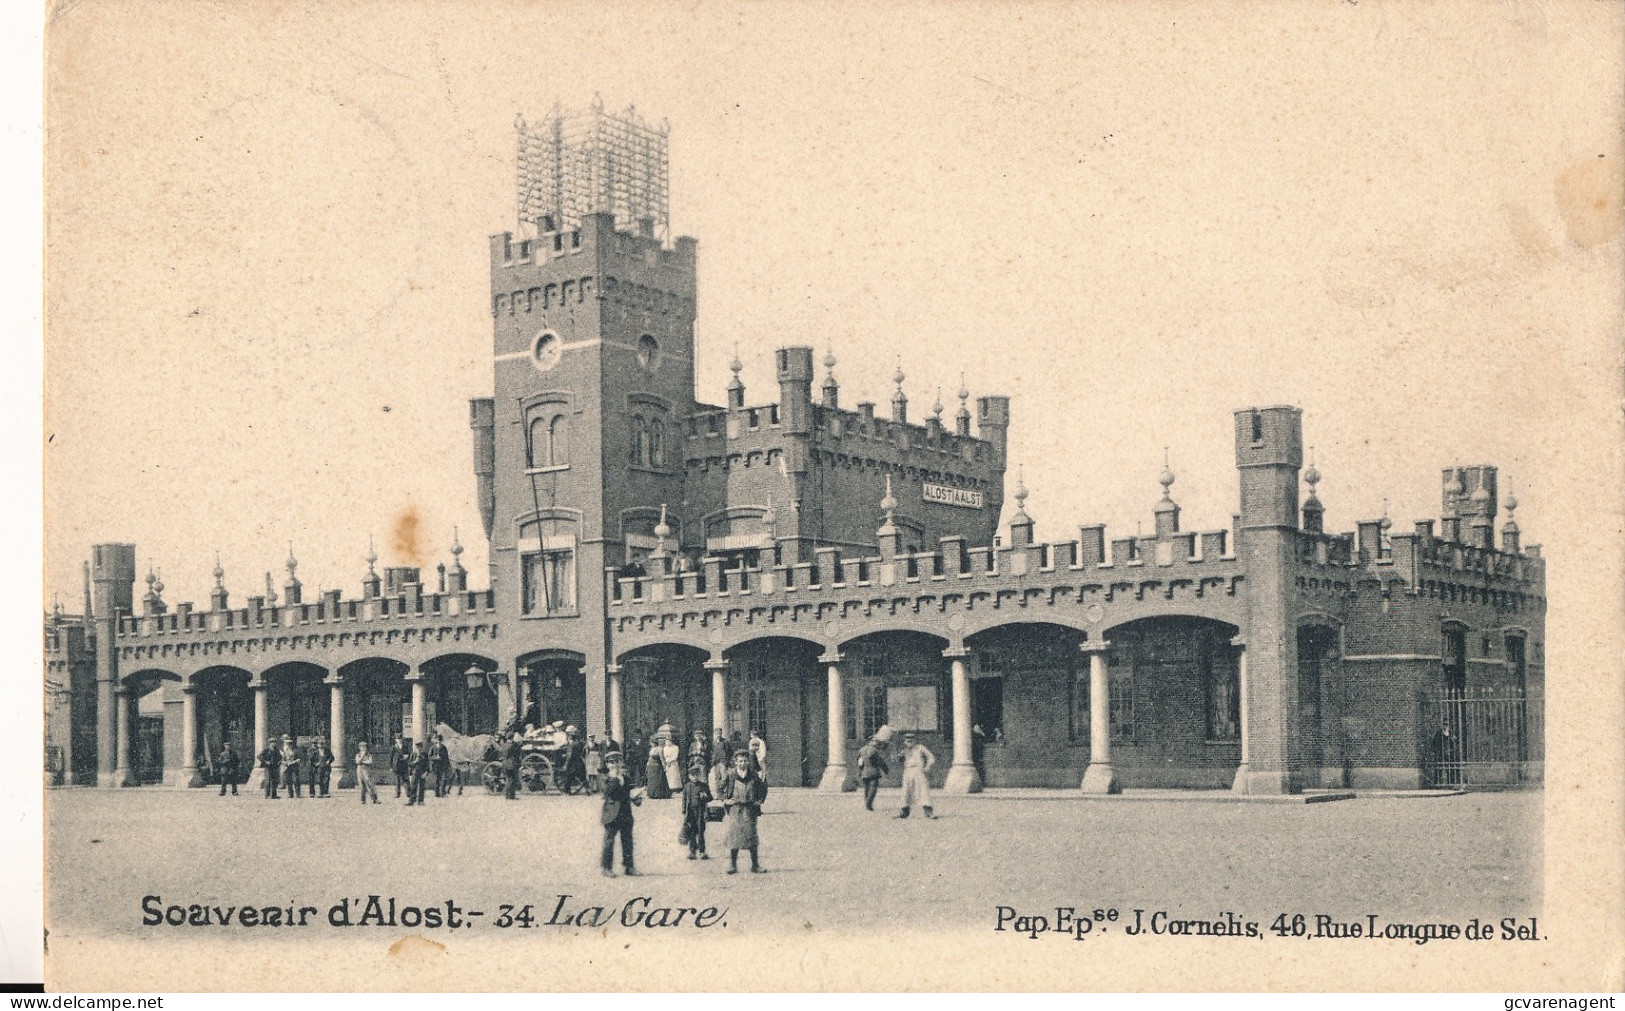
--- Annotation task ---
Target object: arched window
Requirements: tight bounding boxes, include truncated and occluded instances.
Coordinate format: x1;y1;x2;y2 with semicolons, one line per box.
528;416;548;468
549;414;569;467
630;416;646;466
648;418;664;468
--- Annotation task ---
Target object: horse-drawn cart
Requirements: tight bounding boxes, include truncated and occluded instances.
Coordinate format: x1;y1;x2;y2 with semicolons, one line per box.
437;722;592;795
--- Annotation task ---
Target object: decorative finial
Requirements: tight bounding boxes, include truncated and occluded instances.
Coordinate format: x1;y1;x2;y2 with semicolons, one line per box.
366;536;378;573
730;346;742;376
213;554;224;587
154;571;163;595
1304;446;1321;491
932;387;944;419
654;503;672;540
893;360;905;388
880;474;898;515
1380;498;1392;531
1504;478;1518;515
145;568;156;590
823;348;836;372
451;527;464;560
1158;448;1175;500
286;543;298;577
1448;469;1466;497
958;375;969;402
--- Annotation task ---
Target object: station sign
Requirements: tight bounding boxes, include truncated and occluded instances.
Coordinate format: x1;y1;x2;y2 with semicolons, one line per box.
922;483;984;510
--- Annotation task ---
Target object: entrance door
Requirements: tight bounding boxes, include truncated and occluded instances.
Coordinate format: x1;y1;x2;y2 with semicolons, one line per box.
1296;626;1338;778
135;715;166;785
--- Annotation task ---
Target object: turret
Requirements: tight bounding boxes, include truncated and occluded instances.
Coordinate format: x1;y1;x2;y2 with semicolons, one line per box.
91;543;136;787
727;352;745;409
1443;465;1497;550
1008;474;1033;547
283;546;303;605
1231;406;1305;795
1235;406;1303;530
1301;454;1324;535
1153;454;1180;537
1502;487;1521;554
977;395;1010;458
447;530;468;593
775;346;814;434
209;555;229;611
820;350;839;409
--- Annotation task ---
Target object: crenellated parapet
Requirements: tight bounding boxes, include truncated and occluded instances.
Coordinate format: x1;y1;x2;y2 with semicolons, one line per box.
606;521;1247;653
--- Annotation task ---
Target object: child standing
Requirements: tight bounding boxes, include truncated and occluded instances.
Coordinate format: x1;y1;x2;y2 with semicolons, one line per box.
680;762;712;861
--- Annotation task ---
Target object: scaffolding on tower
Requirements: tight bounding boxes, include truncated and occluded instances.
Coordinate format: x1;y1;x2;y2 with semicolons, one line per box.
516;97;670;242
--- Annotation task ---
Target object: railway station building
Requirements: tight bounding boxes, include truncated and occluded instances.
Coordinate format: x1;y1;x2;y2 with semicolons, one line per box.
45;104;1546;795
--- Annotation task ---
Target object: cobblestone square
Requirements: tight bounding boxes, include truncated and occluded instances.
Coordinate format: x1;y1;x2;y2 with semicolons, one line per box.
47;786;1541;942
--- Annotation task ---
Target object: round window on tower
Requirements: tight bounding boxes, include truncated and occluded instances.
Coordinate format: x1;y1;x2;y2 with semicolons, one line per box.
637;334;661;372
532;331;561;373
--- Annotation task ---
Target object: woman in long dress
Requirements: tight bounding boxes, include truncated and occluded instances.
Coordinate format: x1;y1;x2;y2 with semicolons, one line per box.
644;728;670;800
718;750;767;873
660;733;682;792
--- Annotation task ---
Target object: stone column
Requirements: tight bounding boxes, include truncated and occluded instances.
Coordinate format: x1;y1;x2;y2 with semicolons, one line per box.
606;664;624;746
1230;643;1251;792
328;674;351;788
817;650;855;791
114;687;134;787
705;658;729;735
247;676;269;791
95;671;117;788
177;684;203;787
1080;641;1119;793
495;671;515;730
409;673;427;744
941;646;981;793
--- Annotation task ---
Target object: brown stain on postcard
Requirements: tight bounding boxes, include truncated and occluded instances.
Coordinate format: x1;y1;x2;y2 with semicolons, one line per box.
1554;153;1623;249
387;934;445;960
391;504;425;567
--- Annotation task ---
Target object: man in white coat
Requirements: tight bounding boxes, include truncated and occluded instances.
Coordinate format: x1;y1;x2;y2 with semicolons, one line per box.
896;731;936;819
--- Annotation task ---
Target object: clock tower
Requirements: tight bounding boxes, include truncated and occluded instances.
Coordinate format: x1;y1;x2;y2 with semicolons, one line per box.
471;102;697;736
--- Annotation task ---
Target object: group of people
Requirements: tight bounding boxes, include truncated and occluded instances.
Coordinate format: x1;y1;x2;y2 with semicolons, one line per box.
223;734;455;804
857;727;937;819
386;734;457;804
625;725;770;799
599;741;770;878
251;735;337;799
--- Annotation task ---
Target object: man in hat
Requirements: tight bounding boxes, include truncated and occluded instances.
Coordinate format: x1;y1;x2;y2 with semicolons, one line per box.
217;740;240;796
405;740;429;805
280;736;302;799
432;733;452;797
561;726;587;795
896;731;936;819
598;750;642;877
501;732;522;800
312;736;335;798
258;739;281;799
856;734;890;811
355;740;380;803
390;734;410;798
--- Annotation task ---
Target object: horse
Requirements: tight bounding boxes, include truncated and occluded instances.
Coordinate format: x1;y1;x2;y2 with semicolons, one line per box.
435;722;498;790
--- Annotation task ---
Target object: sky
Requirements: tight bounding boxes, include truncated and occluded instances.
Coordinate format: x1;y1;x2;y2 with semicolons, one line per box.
44;0;1622;618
